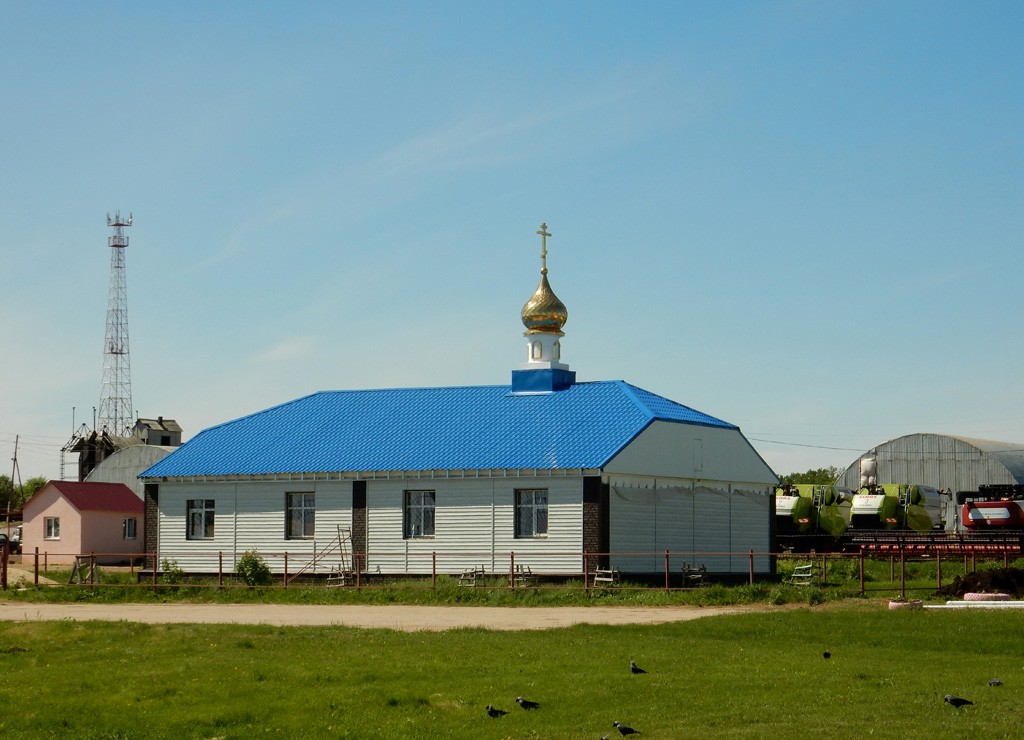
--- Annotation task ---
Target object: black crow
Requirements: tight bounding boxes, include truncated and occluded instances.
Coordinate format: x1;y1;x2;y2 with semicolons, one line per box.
630;660;647;674
823;652;831;659
944;695;973;708
988;678;1003;687
486;705;507;718
516;696;540;710
613;721;640;735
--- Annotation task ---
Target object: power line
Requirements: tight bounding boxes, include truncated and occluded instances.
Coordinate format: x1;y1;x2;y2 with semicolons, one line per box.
747;437;864;452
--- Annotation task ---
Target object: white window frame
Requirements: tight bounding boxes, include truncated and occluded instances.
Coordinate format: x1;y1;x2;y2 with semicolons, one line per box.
515;488;549;538
404;490;435;538
186;499;215;540
123;517;137;540
286;492;315;539
44;517;61;540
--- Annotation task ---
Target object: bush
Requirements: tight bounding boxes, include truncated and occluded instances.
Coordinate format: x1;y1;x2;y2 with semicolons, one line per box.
236;551;272;587
160;558;185;586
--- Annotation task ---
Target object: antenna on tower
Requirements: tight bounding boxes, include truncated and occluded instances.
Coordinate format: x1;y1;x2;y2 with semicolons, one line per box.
97;210;134;436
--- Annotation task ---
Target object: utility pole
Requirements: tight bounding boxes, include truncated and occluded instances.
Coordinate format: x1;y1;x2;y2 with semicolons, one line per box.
7;435;18;538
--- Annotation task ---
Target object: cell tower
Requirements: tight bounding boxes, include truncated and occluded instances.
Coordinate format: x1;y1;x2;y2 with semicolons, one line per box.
97;211;134;435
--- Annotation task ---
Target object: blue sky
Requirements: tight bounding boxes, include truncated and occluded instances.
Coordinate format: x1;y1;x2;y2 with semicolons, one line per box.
2;1;1022;482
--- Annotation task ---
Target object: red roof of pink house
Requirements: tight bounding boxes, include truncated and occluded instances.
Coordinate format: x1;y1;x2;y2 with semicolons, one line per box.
45;481;143;513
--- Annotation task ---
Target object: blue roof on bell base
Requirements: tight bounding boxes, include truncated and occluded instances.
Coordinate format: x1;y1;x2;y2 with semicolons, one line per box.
141;379;737;479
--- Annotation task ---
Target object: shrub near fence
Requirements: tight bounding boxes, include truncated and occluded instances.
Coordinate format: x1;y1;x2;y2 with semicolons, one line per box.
4;546;1021;600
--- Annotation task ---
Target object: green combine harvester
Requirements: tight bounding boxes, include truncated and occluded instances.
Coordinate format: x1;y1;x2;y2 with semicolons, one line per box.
849;483;943;532
774;484;852;541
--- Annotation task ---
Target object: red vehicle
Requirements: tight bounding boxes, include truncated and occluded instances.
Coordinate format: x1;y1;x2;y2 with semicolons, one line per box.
959;485;1024;530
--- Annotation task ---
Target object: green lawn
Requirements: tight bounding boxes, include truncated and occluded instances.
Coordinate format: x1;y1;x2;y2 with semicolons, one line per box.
0;602;1020;738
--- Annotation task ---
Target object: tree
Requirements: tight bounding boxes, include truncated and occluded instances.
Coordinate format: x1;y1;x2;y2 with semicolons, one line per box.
0;475;11;511
17;476;47;507
0;474;49;511
779;466;844;486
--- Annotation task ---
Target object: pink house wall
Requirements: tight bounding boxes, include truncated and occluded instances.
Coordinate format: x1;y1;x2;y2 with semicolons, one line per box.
22;486;83;565
21;484;143;565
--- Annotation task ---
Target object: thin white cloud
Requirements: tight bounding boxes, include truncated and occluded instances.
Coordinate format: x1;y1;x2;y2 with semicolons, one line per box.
249;335;317;364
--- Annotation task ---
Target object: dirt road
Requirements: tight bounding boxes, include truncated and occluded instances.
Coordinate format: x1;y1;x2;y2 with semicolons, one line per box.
0;601;756;631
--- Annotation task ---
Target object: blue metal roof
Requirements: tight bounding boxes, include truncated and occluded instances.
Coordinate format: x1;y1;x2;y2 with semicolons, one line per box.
141;380;736;478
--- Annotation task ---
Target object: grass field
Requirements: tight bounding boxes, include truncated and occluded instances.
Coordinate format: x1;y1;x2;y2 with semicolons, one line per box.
0;602;1021;739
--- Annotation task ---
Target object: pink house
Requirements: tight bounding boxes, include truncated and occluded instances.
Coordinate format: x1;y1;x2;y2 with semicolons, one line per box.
22;481;144;565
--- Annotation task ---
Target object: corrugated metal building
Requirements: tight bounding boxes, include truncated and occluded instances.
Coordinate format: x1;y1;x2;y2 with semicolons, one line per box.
838;433;1024;492
140;227;778;577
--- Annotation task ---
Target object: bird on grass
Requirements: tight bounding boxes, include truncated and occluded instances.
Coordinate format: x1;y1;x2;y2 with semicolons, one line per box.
485;705;508;718
823;651;831;660
613;721;640;735
988;678;1003;687
944;695;973;708
516;696;540;710
629;660;647;674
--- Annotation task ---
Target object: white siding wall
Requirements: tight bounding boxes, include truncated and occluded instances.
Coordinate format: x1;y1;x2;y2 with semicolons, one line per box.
729;488;772;572
365;477;584;575
605;422;777;485
609;483;770;574
156;480;352;573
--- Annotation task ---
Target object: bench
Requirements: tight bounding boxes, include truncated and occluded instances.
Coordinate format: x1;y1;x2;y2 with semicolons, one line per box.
458;566;486;587
513;564;537;587
325;565;354;587
591;568;621;587
788;563;816;586
681;562;708;588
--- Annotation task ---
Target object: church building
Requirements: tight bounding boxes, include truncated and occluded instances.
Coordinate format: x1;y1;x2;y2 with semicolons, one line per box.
140;225;778;578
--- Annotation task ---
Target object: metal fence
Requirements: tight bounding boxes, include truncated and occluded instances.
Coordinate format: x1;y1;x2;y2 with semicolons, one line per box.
3;544;1019;597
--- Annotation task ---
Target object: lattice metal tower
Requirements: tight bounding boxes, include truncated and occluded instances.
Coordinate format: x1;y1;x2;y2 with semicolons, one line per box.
97;211;134;435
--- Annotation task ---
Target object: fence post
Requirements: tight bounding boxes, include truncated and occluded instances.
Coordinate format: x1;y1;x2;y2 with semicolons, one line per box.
583;553;590;593
1;541;7;591
152;552;158;591
218;552;223;588
821;554;827;587
936;550;942;591
859;549;865;595
510;551;516;590
90;553;96;586
899;548;906;599
284;552;289;589
355;553;362;590
34;547;39;587
889;555;895;582
748;550;754;585
432;552;437;589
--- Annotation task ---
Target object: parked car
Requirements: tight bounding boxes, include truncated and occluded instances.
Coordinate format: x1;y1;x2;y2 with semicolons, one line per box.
0;528;21;555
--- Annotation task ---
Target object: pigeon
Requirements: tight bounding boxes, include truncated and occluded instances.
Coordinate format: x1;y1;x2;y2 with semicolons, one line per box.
613;721;640;735
485;705;508;718
630;660;647;674
823;652;831;660
516;696;540;710
988;678;1003;687
944;695;973;708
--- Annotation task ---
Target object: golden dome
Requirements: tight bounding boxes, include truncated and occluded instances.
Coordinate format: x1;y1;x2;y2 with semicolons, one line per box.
521;270;568;334
521;222;568;334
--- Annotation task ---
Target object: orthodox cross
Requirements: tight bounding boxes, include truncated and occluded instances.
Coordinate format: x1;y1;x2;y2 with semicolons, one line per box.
536;222;551;273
